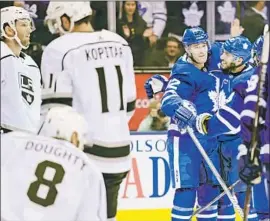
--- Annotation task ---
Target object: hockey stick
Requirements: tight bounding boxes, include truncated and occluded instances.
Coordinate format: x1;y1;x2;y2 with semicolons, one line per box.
187;127;244;219
243;24;270;221
190;179;241;220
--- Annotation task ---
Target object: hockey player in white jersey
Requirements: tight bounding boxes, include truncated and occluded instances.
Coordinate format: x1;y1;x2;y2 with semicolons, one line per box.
1;106;107;221
1;6;41;133
41;2;136;221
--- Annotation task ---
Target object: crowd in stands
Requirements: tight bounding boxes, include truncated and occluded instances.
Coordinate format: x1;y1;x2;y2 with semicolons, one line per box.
0;1;268;68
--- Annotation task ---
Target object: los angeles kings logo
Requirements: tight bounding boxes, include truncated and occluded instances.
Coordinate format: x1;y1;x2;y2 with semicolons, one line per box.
20;74;34;105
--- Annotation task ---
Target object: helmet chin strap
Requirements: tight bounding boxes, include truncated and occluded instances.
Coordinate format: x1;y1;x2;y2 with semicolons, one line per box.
14;35;29;50
3;27;29;50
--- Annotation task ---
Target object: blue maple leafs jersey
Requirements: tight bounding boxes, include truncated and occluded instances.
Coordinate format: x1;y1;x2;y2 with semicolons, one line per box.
161;56;223;137
206;65;256;138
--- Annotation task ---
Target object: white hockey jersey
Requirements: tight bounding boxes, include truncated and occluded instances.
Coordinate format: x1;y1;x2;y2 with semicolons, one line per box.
1;42;41;133
41;30;136;173
1;131;106;221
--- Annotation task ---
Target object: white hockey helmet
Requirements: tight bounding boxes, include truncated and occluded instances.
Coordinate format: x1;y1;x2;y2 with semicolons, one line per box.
1;6;34;49
45;2;92;35
39;106;88;151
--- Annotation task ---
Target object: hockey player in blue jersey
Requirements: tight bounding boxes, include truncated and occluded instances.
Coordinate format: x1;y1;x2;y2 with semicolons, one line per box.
158;27;223;221
173;36;259;221
195;36;260;221
145;35;260;220
177;35;270;221
238;34;269;221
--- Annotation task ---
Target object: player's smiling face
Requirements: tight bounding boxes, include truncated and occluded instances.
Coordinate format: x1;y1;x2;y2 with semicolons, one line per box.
188;42;208;64
220;50;236;70
15;19;33;48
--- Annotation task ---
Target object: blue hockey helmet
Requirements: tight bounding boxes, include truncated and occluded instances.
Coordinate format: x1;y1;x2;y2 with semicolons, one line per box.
182;27;209;46
222;36;252;64
252;35;264;62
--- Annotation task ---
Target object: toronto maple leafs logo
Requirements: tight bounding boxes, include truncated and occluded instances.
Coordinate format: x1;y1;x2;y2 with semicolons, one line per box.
218;1;236;23
20;74;34;105
208;75;220;112
182;2;204;27
243;43;248;49
208;74;232;112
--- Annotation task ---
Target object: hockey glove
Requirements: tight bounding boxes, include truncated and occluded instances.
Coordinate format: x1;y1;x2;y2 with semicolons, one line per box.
237;143;262;185
144;75;168;99
174;100;197;129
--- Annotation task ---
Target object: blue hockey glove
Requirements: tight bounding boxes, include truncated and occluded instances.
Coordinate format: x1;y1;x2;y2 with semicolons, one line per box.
173;100;197;129
237;143;262;185
144;74;168;99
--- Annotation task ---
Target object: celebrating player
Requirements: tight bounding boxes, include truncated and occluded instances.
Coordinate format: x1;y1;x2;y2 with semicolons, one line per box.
158;27;223;221
145;34;262;220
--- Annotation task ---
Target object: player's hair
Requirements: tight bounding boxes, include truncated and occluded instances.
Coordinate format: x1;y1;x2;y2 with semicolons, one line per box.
60;14;92;31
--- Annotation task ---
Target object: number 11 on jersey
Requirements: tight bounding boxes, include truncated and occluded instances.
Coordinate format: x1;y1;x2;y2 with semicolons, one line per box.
96;65;124;113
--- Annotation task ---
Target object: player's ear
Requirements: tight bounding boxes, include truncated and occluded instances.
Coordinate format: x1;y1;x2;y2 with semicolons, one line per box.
3;24;15;38
70;131;80;149
60;15;71;32
236;57;243;66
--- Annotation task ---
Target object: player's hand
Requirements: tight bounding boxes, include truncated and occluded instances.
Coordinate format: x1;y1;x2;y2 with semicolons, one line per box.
230;18;244;37
174;100;197;129
237;143;262;185
195;113;212;135
144;74;168;99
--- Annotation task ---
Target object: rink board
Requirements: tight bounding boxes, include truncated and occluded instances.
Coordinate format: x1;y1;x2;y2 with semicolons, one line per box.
115;133;242;221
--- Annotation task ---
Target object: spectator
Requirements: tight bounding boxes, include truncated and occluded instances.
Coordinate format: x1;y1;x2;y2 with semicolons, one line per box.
144;37;183;67
137;1;167;47
138;99;169;132
117;1;148;66
240;1;268;42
